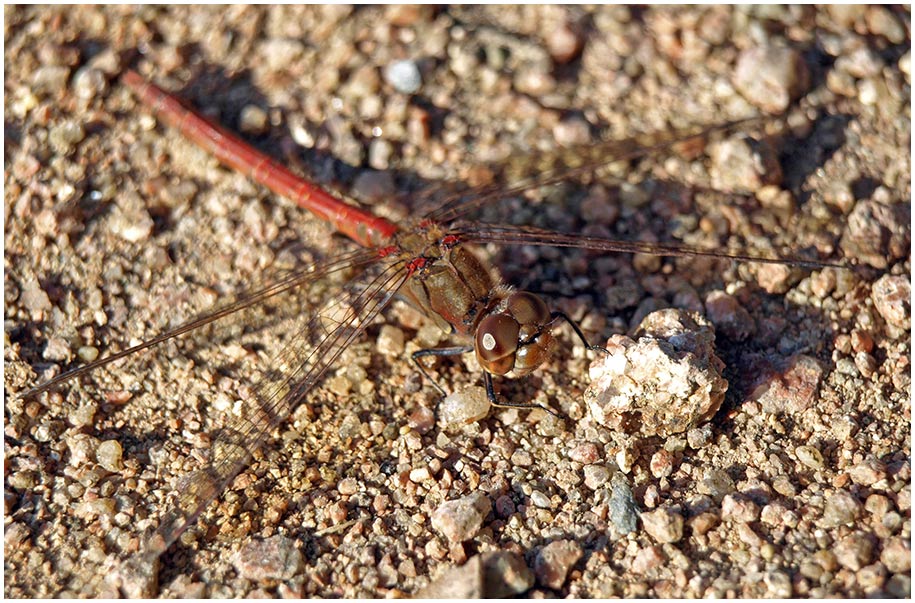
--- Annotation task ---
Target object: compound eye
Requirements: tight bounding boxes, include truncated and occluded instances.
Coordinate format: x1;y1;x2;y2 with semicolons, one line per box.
475;314;520;365
507;291;550;327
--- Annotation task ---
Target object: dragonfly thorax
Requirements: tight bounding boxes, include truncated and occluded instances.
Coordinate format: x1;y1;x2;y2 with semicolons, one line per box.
474;290;556;377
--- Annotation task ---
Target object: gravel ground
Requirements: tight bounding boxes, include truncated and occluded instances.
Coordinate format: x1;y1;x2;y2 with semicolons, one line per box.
4;5;910;598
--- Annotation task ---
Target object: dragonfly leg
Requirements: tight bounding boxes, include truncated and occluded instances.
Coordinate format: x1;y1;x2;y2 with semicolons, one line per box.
411;346;473;396
484;372;565;419
550;311;610;356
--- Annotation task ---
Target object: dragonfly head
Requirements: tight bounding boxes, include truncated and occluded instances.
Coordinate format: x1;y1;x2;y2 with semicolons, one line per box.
474;291;555;377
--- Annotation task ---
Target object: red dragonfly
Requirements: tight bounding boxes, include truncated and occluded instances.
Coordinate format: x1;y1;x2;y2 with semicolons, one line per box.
22;70;851;591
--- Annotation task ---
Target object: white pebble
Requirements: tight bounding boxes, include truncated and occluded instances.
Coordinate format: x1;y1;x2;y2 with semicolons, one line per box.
439;386;491;430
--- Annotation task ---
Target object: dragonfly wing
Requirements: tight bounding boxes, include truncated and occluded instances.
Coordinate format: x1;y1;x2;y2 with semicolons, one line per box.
141;254;410;556
454;223;852;270
425;117;773;225
19;247;382;399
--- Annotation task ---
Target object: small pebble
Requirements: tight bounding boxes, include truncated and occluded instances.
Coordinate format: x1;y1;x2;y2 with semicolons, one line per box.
439;386;491;431
552;117;591;147
772;475;797;498
827;68;858;97
68;403;97;428
534;539;582;589
822;181;856;214
260;37;306;71
708;135;782;193
850;329;875;353
530;490;551;509
511;449;533;466
857;562;888;592
834;531;874;571
836;47;883;79
609;473;640;535
764;570;793;598
75;498;116;519
5;522;30;548
77;346;99;363
643;484;660;509
21;280;52;317
431;491;491;542
384;60;422;94
408;405;435;434
800;560;823;581
72;66;107;100
751;356;825;415
376;325;405;356
704;290;755;341
546;22;583;64
7;471;37;490
754;263;794;295
567;442;599;464
95;439;123;472
866;6;906;44
796;444;825;470
409;466;432;483
67;433;99;466
337;477;359;495
495;495;515;518
887;574;911;598
690;512;719;536
857;78;880;105
49;120;86;155
583;464;610;490
737;522;763;548
649;449;675;478
631;545;666;574
327;500;347;524
871;275;910;330
416;552;532;598
732;45;810;113
31;65;71;95
880;536;911;573
232;535;303;581
697;468;734;501
238;105;268;135
821;490;863;528
841;200;908;269
849;458;887;486
386;4;431;26
640;507;684;543
110;554;158;598
615;447;635;474
42;337;72;362
368;138;394;170
721;494;760;523
109;205;154;243
760;502;790;527
686;424;713;449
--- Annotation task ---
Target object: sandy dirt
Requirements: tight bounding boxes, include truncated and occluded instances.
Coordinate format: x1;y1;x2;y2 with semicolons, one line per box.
4;6;910;597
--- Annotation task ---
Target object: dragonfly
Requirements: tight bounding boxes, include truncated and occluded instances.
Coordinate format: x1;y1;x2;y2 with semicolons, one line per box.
20;69;854;594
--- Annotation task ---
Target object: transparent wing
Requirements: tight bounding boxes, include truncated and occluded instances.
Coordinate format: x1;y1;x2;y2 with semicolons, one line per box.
451;223;854;271
137;253;410;556
422;116;771;225
19;247;381;399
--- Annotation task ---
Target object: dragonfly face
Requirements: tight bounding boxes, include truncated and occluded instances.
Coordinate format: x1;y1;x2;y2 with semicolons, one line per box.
475;290;556;377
